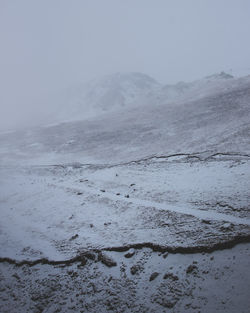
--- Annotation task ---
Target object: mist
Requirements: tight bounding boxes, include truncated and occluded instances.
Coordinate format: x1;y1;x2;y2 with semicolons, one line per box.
1;1;250;311
0;0;250;130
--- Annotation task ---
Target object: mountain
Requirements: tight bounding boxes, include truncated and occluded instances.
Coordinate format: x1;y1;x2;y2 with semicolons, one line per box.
54;72;161;122
53;71;239;123
0;72;249;165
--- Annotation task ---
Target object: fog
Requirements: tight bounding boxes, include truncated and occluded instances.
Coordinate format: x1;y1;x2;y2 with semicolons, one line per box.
1;2;250;310
0;0;250;130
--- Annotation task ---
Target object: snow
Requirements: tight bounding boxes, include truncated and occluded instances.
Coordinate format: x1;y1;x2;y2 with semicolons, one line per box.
0;71;250;312
1;244;250;312
0;156;249;261
1;73;249;166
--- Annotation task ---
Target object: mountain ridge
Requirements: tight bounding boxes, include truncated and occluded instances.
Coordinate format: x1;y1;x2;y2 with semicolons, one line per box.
52;71;247;125
0;72;249;165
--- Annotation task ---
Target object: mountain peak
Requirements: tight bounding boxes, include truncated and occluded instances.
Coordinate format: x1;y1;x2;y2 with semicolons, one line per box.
56;72;161;122
205;71;234;80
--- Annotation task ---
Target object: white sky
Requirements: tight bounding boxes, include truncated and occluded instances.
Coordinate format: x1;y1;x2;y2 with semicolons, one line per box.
0;0;250;129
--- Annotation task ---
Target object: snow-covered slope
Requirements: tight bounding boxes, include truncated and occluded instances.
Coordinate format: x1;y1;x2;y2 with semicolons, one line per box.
0;72;249;165
53;71;239;123
54;72;160;122
1;72;250;313
157;71;239;104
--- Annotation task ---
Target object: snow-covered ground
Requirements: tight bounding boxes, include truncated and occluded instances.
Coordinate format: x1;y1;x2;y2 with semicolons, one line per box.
0;155;250;311
0;72;250;312
1;243;250;313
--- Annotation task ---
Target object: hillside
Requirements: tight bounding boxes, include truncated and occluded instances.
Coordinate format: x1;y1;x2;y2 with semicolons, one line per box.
1;72;250;312
0;72;249;165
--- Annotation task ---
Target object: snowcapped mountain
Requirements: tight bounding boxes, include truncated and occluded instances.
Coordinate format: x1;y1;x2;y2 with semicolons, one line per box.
0;71;249;165
55;72;161;122
157;71;237;104
54;71;247;124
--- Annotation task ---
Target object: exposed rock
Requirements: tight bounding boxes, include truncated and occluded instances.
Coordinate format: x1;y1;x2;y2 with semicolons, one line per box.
130;264;141;275
202;219;212;224
162;300;177;309
98;253;117;267
69;234;79;241
77;255;87;267
80;251;96;261
186;264;198;274
12;273;20;280
163;272;179;281
124;248;135;258
162;252;168;259
67;270;78;278
149;272;159;281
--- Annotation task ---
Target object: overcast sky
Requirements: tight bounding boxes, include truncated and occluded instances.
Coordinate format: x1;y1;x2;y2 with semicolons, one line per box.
0;0;250;130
